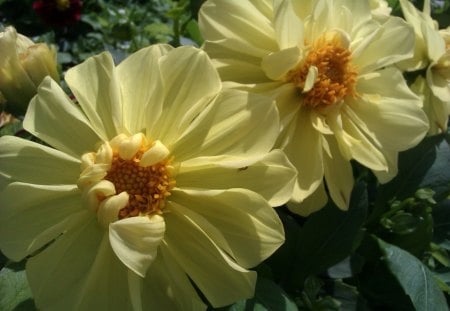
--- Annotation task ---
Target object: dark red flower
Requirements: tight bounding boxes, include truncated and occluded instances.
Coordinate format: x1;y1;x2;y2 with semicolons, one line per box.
33;0;83;27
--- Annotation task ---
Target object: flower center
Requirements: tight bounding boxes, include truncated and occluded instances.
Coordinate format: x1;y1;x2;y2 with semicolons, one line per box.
105;149;174;219
286;32;357;108
78;133;176;226
55;0;70;11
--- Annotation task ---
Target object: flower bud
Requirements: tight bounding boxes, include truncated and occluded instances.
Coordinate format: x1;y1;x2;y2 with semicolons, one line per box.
0;26;59;114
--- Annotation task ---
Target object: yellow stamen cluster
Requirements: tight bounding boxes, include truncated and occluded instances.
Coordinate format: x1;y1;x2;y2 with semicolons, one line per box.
286;35;357;108
105;149;175;219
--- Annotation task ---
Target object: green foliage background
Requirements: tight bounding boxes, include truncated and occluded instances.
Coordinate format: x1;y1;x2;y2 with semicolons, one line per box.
1;0;450;310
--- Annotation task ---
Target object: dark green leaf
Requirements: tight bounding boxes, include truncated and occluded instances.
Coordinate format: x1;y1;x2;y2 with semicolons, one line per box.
433;199;450;243
0;120;22;137
264;208;301;284
287;182;367;289
215;278;298;311
0;265;35;311
378;134;450;203
356;235;415;310
378;239;447;311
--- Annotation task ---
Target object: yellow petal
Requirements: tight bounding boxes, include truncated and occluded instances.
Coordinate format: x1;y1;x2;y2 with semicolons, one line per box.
273;0;304;49
0;135;79;185
164;208;256;307
323;137;354;210
140;140;170;167
65;52;122;139
0;183;83;261
26;214;104;310
24;77;102;158
287;182;328;216
171;89;279;161
117;44;173;134
154;46;222;144
109;215;165;277
171;188;284;268
176;150;296;207
142;244;207;311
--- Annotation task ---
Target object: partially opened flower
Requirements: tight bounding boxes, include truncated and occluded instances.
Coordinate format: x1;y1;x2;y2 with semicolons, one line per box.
33;0;82;27
199;0;429;215
0;26;59;114
399;0;450;134
0;45;296;310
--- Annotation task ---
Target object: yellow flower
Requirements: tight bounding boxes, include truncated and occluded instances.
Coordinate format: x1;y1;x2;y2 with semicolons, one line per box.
200;0;429;215
399;0;450;134
0;45;296;310
411;76;450;134
369;0;392;19
0;26;59;114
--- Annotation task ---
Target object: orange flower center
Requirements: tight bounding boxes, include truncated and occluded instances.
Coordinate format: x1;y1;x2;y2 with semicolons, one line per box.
105;149;175;219
286;34;357;108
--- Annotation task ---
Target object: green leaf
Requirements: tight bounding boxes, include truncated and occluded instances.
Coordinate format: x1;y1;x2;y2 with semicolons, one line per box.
287;182;368;289
433;199;450;243
185;19;204;46
356;235;414;310
377;239;448;311
0;264;35;311
378;134;450;203
264;208;301;284
216;277;298;311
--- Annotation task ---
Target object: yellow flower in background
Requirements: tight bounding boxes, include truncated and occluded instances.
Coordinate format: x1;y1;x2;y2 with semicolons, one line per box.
399;0;450;134
0;45;296;310
0;26;59;114
200;0;429;216
411;76;450;134
369;0;392;19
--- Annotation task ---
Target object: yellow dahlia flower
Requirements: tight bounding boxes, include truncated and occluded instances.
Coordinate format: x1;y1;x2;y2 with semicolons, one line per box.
0;45;296;310
0;26;59;114
199;0;429;215
369;0;392;19
399;0;450;134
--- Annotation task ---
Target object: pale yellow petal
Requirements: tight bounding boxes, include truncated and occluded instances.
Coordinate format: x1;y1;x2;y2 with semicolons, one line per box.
26;213;103;311
331;107;387;171
427;51;450;102
273;0;304;49
142;244;207;311
163;207;256;307
352;68;429;151
171;89;279;161
287;182;328;216
154;47;221;144
282;108;324;202
422;23;446;61
261;47;301;80
140;140;170;167
65;52;122;139
323;137;354;211
97;192;129;228
353;17;415;73
171;188;284;268
117;44;173;134
109;215;165;277
176;150;296;207
199;0;278;51
0;183;84;261
0;136;79;185
75;235;134;311
372;150;398;183
23;77;102;158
